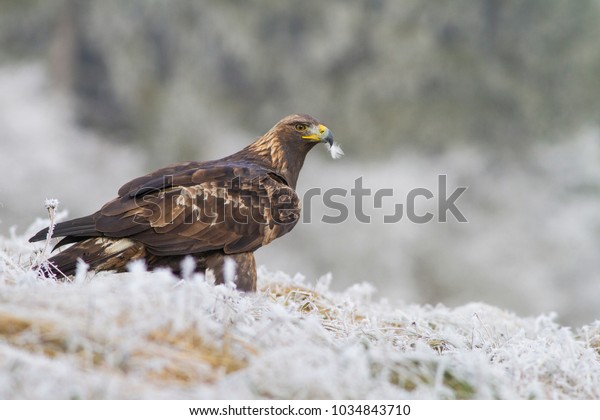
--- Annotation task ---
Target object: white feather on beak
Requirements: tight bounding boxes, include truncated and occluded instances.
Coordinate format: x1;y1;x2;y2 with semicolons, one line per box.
327;142;344;159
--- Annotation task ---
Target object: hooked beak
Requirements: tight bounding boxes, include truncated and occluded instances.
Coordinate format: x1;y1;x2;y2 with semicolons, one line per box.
302;124;333;146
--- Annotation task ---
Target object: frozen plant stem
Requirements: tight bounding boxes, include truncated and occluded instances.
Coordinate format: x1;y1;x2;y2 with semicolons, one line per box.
39;199;59;262
34;199;66;280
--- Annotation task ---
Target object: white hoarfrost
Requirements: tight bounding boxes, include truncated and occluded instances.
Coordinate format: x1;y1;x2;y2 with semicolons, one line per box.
1;226;600;399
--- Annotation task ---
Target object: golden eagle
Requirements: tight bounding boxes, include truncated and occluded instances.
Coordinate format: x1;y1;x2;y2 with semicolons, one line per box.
30;114;338;291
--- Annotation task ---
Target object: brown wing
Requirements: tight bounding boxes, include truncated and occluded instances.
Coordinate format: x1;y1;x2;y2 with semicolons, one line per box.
95;162;300;256
117;161;206;198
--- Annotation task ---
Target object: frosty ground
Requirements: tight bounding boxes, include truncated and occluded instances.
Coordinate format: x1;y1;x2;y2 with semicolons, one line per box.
1;221;599;399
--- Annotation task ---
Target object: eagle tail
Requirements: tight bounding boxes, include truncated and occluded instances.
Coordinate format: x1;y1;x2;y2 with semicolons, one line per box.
29;214;100;244
41;238;145;278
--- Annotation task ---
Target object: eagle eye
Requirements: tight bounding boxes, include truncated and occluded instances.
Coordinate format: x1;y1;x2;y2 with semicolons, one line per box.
294;123;308;132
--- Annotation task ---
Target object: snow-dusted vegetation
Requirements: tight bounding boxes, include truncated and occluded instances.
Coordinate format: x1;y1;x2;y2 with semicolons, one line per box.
1;66;600;399
1;223;600;399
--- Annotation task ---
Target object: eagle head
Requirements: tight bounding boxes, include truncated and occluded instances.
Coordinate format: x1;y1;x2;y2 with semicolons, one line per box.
275;114;334;147
243;114;341;188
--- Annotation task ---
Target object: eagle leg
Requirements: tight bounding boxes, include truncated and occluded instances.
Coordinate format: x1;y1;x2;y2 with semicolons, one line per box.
205;251;257;292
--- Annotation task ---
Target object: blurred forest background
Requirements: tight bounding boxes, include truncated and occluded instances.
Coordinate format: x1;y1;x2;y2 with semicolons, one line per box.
2;0;600;325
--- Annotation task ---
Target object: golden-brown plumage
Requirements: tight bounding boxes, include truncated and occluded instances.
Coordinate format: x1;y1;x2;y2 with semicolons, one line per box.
30;114;334;291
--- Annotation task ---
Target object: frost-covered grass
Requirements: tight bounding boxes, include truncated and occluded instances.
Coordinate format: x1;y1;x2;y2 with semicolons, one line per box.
1;225;600;399
2;65;600;397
